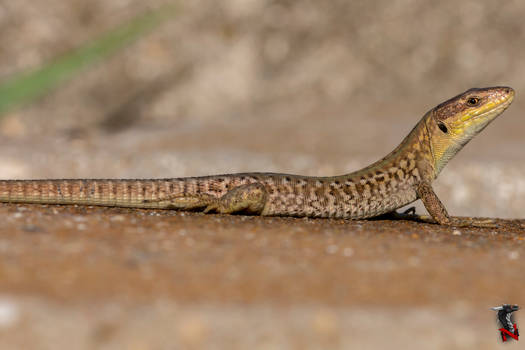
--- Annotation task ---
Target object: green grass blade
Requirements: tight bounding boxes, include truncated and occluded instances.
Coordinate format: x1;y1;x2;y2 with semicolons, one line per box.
0;5;176;116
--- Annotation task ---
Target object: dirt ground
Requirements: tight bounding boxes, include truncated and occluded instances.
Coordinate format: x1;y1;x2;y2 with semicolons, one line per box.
0;204;523;349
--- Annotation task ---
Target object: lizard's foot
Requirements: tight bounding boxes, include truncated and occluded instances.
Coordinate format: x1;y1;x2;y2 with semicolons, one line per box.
205;183;268;215
402;206;416;215
379;206;418;220
382;208;499;228
412;214;500;228
404;214;499;228
445;216;500;228
143;194;217;210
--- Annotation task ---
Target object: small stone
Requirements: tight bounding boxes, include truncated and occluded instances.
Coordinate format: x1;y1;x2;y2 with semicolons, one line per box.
0;298;19;328
509;251;519;260
73;216;87;222
325;245;338;254
452;229;462;236
343;247;354;257
22;224;44;233
110;215;126;222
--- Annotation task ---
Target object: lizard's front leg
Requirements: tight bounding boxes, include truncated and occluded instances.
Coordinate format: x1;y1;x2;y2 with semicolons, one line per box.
416;181;497;227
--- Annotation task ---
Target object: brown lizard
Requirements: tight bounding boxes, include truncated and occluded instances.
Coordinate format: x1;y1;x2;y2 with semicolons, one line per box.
0;86;515;226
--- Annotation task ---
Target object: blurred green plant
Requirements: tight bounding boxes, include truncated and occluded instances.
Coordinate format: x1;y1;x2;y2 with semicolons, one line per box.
0;5;176;117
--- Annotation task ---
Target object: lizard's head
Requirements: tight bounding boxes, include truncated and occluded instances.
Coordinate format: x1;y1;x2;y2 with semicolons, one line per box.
426;86;514;175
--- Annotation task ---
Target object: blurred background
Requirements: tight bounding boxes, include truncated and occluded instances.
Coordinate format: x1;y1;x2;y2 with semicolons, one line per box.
0;0;523;218
0;0;524;349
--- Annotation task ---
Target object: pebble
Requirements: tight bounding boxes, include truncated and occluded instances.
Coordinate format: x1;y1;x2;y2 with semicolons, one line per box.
0;298;19;329
325;245;338;255
343;247;354;257
73;216;87;222
21;224;43;233
110;215;126;222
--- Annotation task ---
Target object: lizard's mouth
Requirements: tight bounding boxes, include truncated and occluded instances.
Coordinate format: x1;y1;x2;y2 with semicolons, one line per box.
474;95;513;121
453;90;514;128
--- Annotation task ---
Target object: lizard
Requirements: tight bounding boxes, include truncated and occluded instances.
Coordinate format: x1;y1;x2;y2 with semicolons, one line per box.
0;86;515;226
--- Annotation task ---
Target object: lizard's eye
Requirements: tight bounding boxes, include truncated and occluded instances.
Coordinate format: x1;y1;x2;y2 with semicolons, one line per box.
466;97;480;106
437;122;448;133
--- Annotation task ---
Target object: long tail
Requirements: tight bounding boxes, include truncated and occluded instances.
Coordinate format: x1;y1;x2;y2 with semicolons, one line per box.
0;179;190;208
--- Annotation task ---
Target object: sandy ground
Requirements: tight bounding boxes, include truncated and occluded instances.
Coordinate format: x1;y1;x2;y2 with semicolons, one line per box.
0;1;525;349
0;204;524;349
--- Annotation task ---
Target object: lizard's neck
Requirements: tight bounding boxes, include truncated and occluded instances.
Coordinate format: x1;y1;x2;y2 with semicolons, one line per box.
347;116;435;182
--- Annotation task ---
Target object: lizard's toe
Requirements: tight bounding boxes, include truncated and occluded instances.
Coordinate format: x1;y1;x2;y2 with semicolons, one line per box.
203;203;219;213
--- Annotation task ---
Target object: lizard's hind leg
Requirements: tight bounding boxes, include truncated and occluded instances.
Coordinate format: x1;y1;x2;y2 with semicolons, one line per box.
204;183;268;215
143;193;217;210
143;183;268;215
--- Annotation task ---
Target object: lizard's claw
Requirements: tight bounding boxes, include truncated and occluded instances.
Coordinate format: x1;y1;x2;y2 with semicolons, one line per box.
402;206;416;215
203;203;219;213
